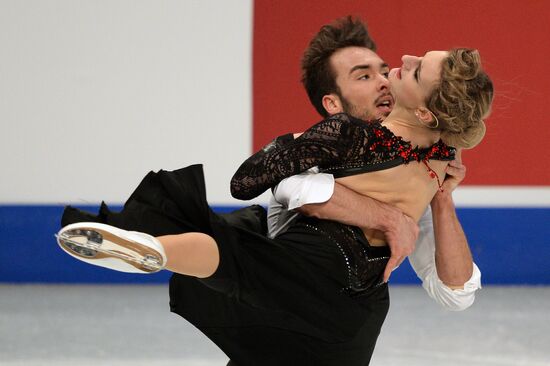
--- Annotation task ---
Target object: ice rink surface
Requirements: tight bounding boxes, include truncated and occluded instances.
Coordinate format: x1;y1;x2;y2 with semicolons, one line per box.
1;285;549;366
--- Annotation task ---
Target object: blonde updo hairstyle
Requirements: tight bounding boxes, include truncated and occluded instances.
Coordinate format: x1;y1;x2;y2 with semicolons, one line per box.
427;48;494;149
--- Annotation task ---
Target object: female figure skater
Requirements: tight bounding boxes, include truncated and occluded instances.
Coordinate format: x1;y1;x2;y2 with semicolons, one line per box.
57;48;493;366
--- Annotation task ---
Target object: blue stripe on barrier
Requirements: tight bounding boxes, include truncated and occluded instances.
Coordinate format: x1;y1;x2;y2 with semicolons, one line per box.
1;205;549;284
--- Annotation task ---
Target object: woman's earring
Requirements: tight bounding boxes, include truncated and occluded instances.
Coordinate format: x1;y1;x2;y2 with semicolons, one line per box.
427;111;440;129
416;110;440;129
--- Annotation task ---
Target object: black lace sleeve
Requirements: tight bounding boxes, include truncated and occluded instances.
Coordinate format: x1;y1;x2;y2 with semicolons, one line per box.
231;113;363;200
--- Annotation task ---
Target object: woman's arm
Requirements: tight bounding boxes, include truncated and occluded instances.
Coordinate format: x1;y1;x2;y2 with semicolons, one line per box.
230;114;360;200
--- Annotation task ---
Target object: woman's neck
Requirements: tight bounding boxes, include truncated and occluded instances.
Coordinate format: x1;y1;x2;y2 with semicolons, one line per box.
381;108;441;148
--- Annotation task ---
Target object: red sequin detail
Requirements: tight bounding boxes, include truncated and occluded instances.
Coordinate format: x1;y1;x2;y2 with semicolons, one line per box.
370;124;453;192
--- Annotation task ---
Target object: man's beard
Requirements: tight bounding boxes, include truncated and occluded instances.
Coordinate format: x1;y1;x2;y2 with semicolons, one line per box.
338;93;378;121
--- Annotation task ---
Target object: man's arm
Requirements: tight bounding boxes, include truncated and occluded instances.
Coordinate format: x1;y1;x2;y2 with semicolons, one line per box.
431;191;474;287
408;206;481;310
408;150;481;310
432;150;475;286
273;152;481;309
273;174;419;282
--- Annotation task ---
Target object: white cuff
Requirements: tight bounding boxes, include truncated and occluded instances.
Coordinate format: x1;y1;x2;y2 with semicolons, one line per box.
422;263;482;311
273;168;335;210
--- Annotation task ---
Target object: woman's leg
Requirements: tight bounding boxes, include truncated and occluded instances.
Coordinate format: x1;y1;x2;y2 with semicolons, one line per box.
57;222;221;276
159;232;220;278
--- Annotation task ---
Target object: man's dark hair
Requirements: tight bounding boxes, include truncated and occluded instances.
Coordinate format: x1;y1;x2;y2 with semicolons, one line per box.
301;16;377;117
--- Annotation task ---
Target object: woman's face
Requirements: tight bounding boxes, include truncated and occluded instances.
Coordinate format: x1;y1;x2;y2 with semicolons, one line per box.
388;51;448;109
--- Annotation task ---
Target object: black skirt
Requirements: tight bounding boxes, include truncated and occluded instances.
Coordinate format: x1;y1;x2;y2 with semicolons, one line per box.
62;164;390;366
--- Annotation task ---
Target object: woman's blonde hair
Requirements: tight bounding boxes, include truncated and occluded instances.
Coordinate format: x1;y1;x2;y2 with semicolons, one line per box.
427;48;494;149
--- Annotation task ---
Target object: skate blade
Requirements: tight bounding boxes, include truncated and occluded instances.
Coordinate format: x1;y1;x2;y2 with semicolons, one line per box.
56;228;163;272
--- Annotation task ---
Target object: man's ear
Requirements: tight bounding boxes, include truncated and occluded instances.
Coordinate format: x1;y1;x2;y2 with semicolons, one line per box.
322;94;343;115
414;107;435;124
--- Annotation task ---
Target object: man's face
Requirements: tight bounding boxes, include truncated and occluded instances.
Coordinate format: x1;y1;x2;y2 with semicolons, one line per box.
330;46;393;121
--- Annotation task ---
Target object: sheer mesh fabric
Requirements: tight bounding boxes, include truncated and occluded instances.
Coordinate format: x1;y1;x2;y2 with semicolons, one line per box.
231;113;455;200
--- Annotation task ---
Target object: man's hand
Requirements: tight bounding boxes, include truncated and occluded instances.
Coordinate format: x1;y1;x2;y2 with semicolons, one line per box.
381;210;419;282
437;149;465;196
287;181;419;282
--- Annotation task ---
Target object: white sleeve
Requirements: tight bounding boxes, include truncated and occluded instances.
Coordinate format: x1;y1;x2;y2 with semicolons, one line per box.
272;167;335;210
408;206;482;311
268;168;335;238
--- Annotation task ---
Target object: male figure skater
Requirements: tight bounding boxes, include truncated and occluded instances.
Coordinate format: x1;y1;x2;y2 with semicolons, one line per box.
268;16;480;309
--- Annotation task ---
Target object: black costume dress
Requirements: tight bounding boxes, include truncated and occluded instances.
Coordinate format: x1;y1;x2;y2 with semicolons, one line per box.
61;113;454;366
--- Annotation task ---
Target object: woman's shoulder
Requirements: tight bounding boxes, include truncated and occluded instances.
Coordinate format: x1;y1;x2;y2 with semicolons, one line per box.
303;113;365;138
317;113;388;137
326;113;381;126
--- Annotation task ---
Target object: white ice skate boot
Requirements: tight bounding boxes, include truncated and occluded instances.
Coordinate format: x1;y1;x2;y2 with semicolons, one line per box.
56;222;167;273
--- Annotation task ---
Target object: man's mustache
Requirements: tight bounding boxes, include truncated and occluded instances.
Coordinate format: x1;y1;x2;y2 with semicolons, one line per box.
374;93;394;106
